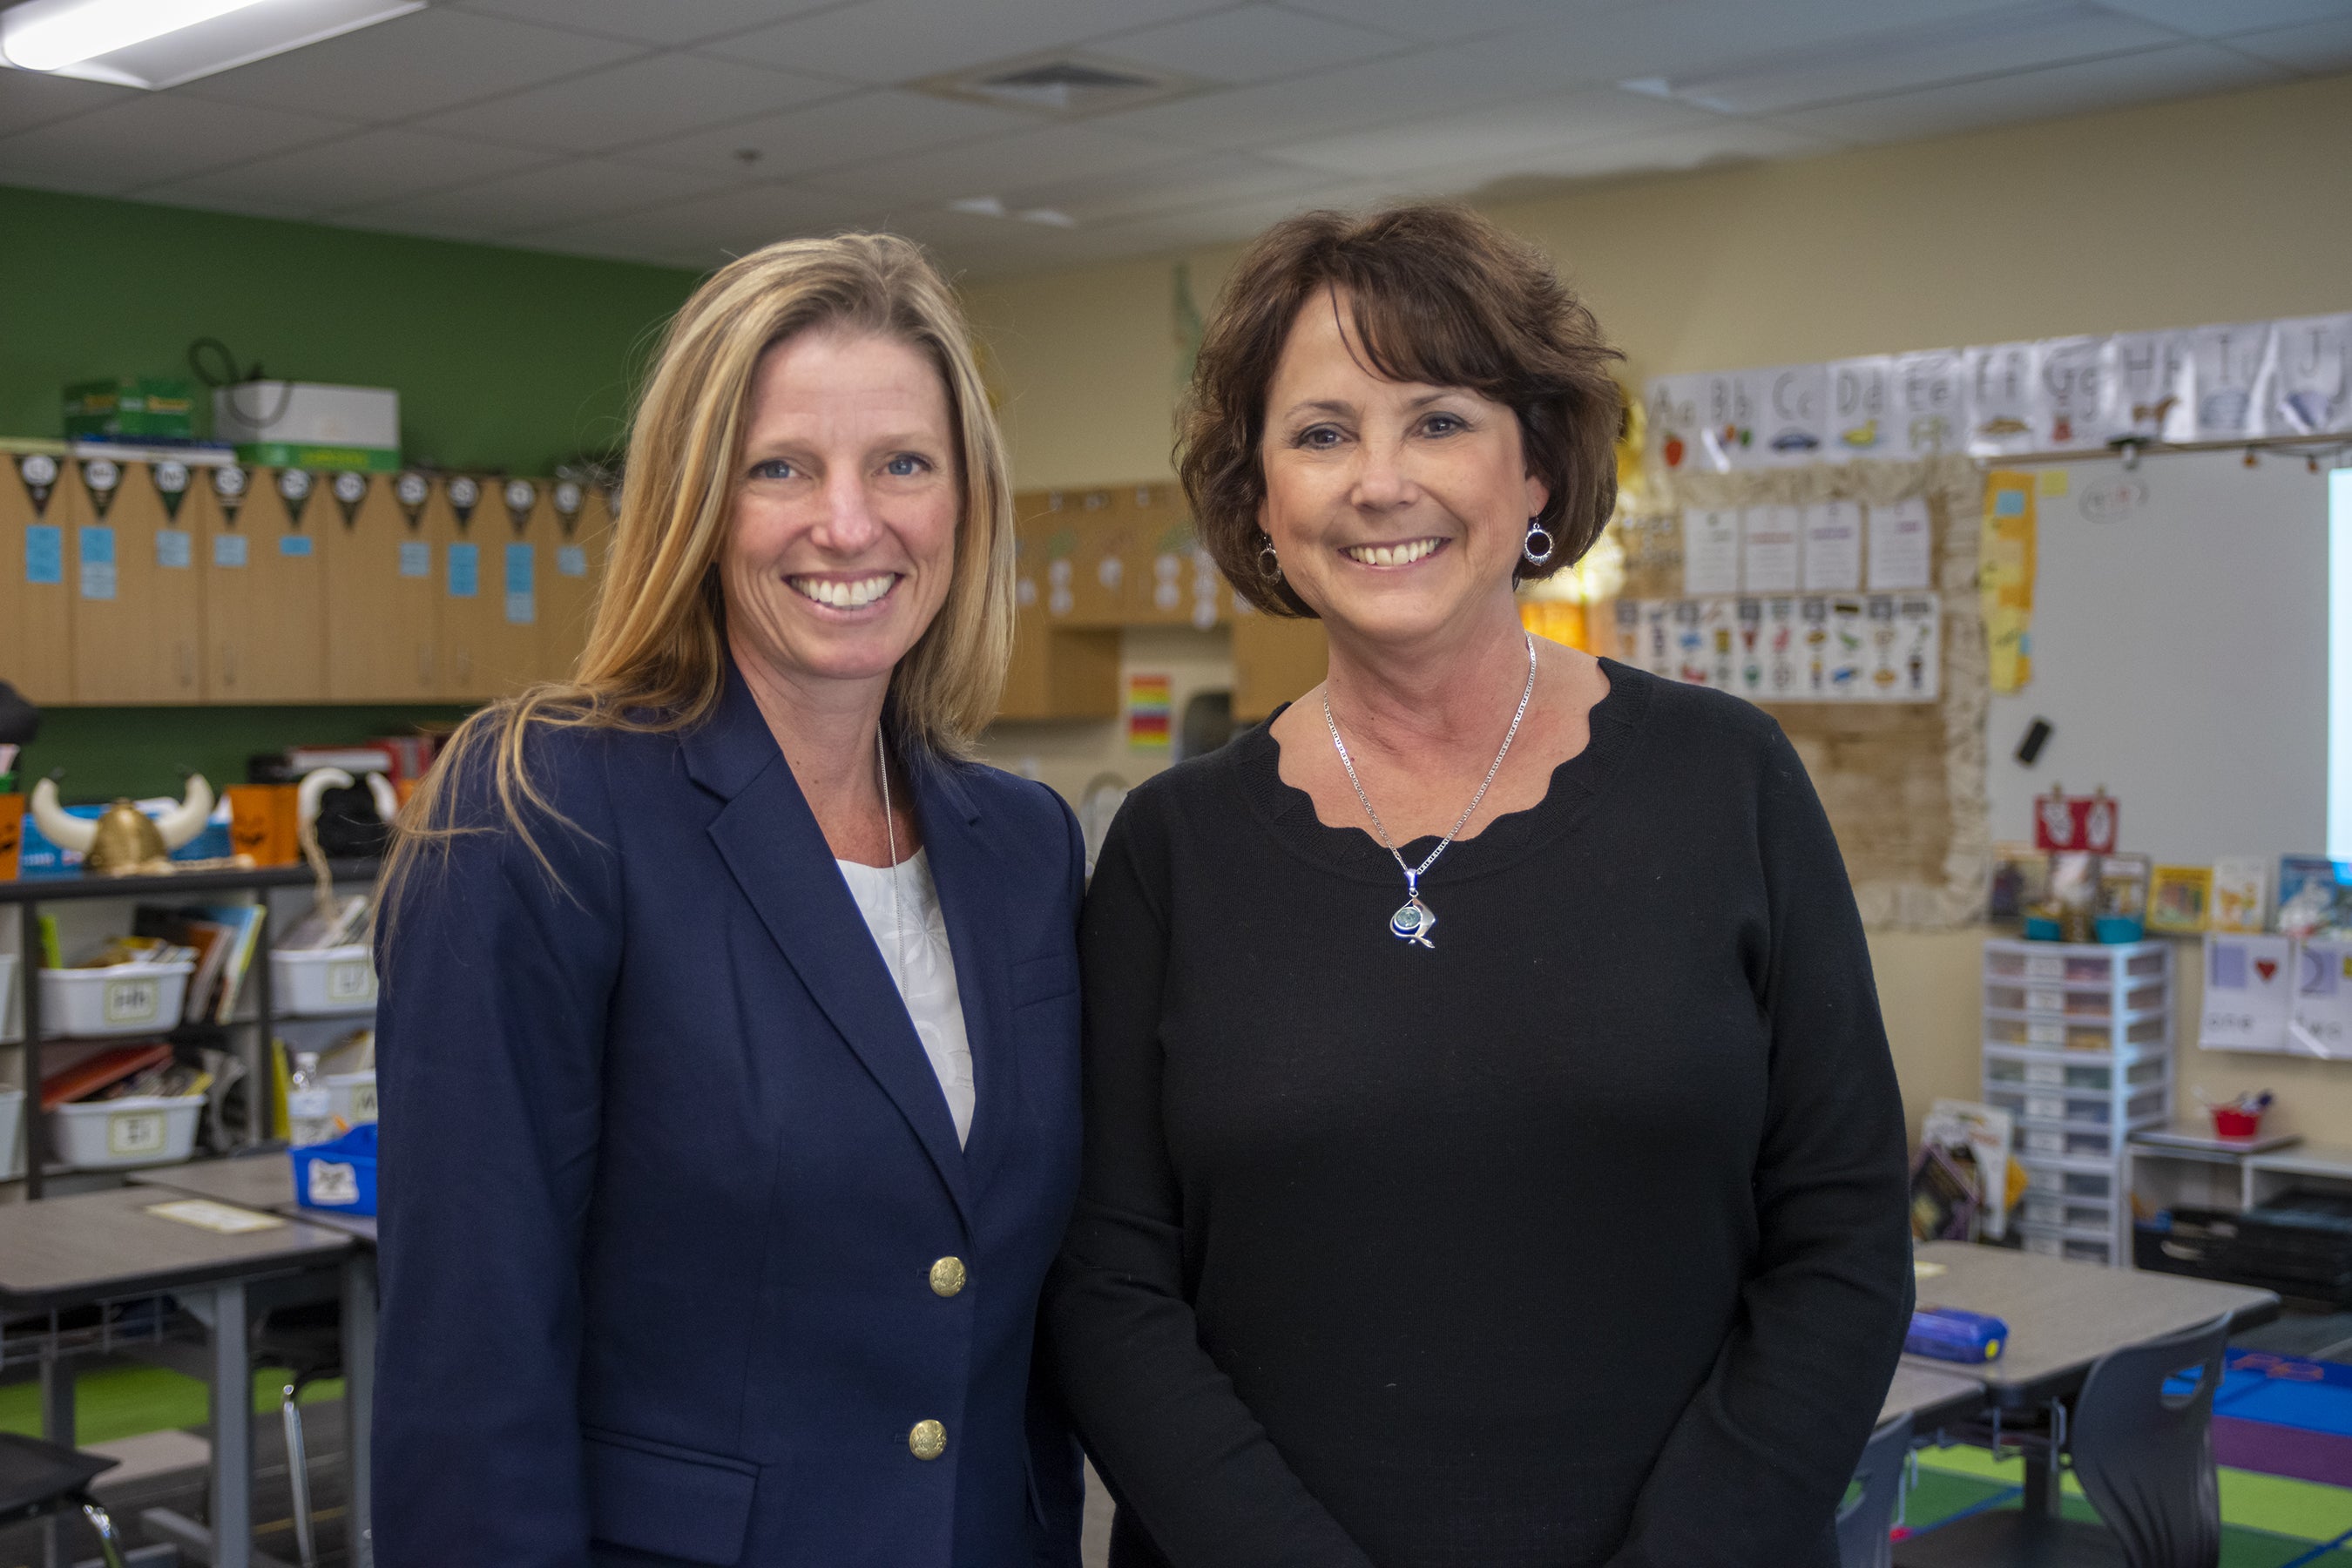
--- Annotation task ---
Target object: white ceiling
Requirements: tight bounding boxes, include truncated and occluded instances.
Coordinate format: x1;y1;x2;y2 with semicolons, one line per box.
0;0;2346;279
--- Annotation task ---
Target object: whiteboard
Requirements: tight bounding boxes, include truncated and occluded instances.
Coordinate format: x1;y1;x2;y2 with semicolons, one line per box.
1984;450;2335;868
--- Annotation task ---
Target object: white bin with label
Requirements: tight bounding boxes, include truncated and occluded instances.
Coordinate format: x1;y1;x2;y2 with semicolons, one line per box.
50;1093;204;1169
0;1087;22;1179
39;961;194;1037
328;1069;377;1126
271;945;377;1016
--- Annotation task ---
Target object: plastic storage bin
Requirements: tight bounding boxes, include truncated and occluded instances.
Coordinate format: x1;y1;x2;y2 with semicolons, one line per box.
0;952;17;1041
49;1094;203;1169
270;945;376;1016
38;961;194;1038
1984;1014;2166;1051
292;1123;378;1215
2018;1222;2114;1264
327;1070;376;1126
0;1087;21;1180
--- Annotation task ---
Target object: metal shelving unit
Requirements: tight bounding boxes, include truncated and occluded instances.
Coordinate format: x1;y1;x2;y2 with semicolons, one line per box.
0;859;379;1200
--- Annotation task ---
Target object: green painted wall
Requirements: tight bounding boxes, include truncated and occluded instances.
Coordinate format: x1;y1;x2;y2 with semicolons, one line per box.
0;186;702;797
0;183;701;474
11;705;473;804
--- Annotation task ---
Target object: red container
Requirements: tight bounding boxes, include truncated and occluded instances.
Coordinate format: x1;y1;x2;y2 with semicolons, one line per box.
2213;1107;2263;1139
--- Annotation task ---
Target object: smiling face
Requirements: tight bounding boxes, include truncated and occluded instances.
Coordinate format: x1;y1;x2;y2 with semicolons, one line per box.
721;327;961;703
1258;289;1547;649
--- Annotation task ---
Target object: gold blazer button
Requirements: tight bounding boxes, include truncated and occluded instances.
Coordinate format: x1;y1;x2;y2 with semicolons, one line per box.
929;1257;968;1297
909;1420;947;1461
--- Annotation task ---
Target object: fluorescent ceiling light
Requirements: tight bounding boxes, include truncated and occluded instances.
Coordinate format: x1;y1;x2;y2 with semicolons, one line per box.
0;0;422;89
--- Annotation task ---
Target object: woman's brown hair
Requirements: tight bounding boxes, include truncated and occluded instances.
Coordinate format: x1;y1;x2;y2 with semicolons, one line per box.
1180;203;1623;617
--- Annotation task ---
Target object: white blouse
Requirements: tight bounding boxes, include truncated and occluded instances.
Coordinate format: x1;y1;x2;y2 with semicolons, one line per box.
835;848;976;1147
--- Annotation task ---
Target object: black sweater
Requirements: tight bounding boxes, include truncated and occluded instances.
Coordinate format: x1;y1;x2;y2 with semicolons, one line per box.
1045;660;1914;1568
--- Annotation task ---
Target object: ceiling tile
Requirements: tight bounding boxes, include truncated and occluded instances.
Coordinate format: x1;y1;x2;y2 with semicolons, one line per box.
1402;118;1847;199
1092;5;1408;84
2093;0;2352;38
1774;41;2290;143
418;52;843;154
174;7;645;121
1458;0;2090;90
714;0;1235;86
618;89;1032;179
553;181;875;256
337;156;736;239
0;70;143;139
449;0;839;46
1268;88;1713;177
0;94;354;194
1656;8;2183;114
1093;37;1597;152
801;123;1191;208
132;128;559;217
2220;14;2352;71
996;152;1336;226
1273;0;1618;44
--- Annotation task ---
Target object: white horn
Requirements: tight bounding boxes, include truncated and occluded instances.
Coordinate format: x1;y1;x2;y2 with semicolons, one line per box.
30;779;97;855
365;771;400;824
298;768;354;837
154;773;215;852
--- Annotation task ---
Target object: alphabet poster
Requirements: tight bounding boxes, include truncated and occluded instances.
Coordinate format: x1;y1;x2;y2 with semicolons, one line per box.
1619;594;1937;705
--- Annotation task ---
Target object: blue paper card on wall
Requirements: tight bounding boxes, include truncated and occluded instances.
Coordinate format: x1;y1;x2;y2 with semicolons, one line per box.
214;533;248;568
505;543;535;625
25;524;63;585
447;542;479;598
280;533;313;558
156;528;192;569
558;545;587;578
397;541;429;578
78;525;115;600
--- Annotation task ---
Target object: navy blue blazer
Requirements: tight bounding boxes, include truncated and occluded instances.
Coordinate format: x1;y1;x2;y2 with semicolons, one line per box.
374;666;1087;1567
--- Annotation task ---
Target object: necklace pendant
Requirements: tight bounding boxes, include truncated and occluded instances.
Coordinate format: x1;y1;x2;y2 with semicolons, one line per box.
1389;896;1436;950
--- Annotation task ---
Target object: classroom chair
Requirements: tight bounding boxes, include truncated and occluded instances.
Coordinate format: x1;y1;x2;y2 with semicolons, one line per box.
255;1299;344;1568
1838;1413;1916;1568
0;1430;132;1568
1892;1312;2230;1568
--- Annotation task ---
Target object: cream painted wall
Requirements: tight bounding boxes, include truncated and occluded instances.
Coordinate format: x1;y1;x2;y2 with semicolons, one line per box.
964;71;2352;1152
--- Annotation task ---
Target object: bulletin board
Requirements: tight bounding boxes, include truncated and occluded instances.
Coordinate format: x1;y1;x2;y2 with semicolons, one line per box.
1614;455;1988;928
1982;449;2333;867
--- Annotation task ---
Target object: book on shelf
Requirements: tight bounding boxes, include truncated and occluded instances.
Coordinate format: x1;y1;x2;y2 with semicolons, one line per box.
200;904;266;1024
40;1041;171;1110
277;893;370;951
132;905;233;1024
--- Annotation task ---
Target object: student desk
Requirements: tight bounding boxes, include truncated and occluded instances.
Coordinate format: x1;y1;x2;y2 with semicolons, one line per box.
0;1184;357;1568
125;1155;378;1566
1907;1240;2278;1519
1880;1364;1987;1434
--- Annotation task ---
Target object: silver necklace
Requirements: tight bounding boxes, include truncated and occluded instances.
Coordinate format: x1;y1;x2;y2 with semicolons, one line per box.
1321;631;1537;950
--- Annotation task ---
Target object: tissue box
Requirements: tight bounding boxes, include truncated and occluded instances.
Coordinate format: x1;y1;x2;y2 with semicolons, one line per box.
213;382;399;472
64;379;198;441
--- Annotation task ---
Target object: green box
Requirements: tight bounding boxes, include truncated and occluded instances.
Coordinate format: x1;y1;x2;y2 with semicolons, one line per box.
64;377;199;440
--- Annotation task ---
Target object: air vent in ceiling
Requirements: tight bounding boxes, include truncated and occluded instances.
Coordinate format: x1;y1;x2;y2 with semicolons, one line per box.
916;51;1200;117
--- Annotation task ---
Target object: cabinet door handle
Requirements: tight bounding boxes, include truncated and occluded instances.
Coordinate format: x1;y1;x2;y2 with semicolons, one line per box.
177;643;193;687
222;646;237;687
457;649;471;682
418;646;433;687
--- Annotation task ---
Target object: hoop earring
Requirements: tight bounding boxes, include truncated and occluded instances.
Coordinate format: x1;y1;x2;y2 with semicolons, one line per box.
1258;534;1282;580
1523;517;1555;566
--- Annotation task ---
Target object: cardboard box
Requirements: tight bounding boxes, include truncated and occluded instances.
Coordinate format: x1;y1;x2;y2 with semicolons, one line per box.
64;378;197;440
214;382;399;471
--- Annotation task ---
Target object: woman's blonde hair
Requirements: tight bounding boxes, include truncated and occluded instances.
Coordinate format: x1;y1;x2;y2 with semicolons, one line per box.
381;233;1015;922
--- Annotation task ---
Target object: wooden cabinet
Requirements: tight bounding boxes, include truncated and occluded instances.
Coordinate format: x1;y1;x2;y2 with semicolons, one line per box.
1;453;75;703
438;476;547;701
325;471;443;701
1233;613;1327;721
202;466;328;703
71;456;204;704
538;481;609;684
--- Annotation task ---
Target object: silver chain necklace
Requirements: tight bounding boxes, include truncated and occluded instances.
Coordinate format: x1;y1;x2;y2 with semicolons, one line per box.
1321;631;1537;950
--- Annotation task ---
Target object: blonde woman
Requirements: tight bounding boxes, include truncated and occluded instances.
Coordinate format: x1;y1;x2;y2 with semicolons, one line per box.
373;236;1085;1568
